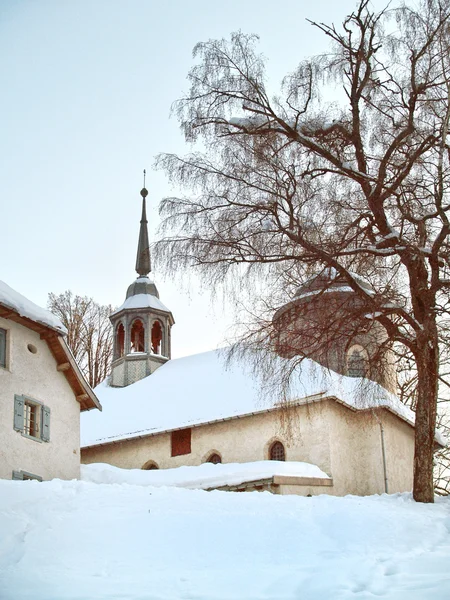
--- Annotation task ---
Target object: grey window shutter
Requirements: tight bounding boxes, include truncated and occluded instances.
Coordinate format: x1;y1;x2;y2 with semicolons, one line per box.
0;328;6;368
13;395;24;432
41;405;50;442
12;470;23;480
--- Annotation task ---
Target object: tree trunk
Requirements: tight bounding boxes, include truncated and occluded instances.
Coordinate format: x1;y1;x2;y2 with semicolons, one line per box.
413;335;439;503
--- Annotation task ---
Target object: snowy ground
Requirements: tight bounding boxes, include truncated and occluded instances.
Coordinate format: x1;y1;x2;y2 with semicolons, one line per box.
1;475;450;600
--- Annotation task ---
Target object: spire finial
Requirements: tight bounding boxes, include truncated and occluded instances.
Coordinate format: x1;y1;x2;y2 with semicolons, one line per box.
141;169;148;199
135;174;151;278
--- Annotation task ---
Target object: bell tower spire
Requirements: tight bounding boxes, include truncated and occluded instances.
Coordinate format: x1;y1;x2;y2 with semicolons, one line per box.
135;170;151;278
108;173;175;388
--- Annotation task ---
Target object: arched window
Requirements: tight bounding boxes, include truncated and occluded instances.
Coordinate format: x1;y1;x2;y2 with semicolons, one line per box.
206;453;222;464
269;441;285;461
346;344;369;378
115;323;125;358
151;320;163;355
142;460;159;470
130;319;145;353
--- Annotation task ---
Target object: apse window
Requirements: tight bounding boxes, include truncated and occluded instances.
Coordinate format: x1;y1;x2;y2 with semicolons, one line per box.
171;428;191;457
346;344;369;378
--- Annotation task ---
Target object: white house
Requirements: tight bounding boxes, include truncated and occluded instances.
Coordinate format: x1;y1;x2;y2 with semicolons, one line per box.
0;280;101;481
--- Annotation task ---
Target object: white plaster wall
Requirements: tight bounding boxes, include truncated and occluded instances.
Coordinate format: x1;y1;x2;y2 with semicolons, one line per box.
81;398;415;497
326;401;414;496
0;317;81;481
82;402;333;477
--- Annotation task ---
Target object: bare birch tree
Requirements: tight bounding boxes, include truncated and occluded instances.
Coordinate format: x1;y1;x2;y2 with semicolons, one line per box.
156;0;450;502
48;291;113;388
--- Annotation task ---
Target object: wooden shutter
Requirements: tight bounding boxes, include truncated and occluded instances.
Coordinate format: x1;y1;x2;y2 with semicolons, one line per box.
171;428;192;457
0;328;5;368
41;406;51;442
13;395;24;432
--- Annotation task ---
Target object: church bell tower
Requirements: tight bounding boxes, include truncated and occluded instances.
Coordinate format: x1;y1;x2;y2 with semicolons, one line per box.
109;184;174;387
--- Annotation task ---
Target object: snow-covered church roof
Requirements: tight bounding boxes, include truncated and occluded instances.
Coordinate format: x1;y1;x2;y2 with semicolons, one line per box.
81;349;424;448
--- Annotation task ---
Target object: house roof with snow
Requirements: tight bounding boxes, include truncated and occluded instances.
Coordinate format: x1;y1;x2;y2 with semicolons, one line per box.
0;279;101;411
81;348;434;448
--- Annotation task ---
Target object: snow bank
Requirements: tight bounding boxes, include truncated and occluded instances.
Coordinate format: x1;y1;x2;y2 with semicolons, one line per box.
0;478;449;600
81;460;329;489
81;349;420;447
0;280;66;333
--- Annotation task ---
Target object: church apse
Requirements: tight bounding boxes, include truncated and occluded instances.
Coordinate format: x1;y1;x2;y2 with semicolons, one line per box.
272;271;397;393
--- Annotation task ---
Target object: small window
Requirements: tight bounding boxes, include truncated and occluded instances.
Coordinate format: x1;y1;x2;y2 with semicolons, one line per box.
269;441;285;461
0;327;6;368
12;470;42;482
24;400;40;438
206;453;222;464
14;395;50;442
171;428;191;457
346;344;369;378
130;319;145;353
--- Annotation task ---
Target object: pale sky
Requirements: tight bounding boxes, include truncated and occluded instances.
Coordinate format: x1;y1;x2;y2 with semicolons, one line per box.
0;0;386;358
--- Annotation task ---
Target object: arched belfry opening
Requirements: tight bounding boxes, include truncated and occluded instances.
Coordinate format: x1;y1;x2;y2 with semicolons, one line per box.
109;179;175;387
130;319;145;353
115;323;125;359
151;320;163;355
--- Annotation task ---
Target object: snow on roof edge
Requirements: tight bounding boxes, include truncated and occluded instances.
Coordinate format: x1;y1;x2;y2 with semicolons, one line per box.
0;279;67;334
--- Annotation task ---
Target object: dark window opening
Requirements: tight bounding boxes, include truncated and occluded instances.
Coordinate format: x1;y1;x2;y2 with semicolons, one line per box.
171;428;191;457
116;323;125;358
0;327;6;368
142;461;159;470
130;319;145;353
347;346;368;377
24;401;39;438
206;453;222;464
151;321;163;355
269;441;285;461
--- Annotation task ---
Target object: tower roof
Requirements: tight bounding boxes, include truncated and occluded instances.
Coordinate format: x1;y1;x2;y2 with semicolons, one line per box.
135;187;151;278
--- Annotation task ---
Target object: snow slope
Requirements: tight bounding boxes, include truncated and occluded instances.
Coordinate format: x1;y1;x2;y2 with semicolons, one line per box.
0;477;449;600
82;349;419;447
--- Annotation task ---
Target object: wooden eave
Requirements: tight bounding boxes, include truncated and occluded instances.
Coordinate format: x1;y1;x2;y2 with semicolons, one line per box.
45;334;101;411
0;303;101;412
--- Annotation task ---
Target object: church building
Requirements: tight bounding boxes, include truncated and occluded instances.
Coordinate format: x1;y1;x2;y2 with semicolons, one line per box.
80;186;440;496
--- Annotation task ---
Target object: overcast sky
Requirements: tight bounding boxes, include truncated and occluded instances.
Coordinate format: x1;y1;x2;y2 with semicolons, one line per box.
0;0;387;357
